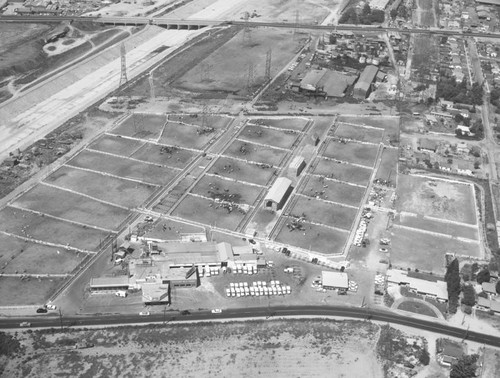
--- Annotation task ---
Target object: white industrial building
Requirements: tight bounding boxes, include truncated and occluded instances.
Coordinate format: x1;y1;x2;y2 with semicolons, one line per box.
386;269;448;302
264;177;292;211
321;271;349;292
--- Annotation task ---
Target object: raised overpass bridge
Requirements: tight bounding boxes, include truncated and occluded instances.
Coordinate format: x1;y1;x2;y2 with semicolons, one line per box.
0;15;497;37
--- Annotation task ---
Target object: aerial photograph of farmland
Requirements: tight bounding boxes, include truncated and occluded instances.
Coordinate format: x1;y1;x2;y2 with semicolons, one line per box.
1;0;500;376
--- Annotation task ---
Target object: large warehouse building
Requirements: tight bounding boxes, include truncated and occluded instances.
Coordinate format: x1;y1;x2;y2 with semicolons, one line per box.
299;69;357;97
264;177;292;211
353;65;379;99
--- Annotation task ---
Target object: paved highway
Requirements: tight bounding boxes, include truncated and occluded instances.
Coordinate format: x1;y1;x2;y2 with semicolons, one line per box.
1;305;498;347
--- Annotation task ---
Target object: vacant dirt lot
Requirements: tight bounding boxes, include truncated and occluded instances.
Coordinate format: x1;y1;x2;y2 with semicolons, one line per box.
249;117;310;131
175;28;299;95
375;147;398;182
131;143;198;169
390;226;481;274
0;319;383;377
112;113;166;141
238;124;299;149
88;134;145;156
396;175;477;225
300;177;365;207
158;121;217;150
397;213;479;240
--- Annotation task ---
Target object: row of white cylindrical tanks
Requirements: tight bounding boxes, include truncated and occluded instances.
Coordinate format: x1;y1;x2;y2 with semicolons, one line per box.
226;281;292;297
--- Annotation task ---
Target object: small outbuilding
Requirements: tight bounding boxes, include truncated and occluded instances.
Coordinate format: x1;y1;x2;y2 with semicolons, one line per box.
321;271;349;292
264;177;292;211
289;156;306;177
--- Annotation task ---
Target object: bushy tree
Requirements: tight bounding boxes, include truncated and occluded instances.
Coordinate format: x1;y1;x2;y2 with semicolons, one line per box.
419;348;430;366
496;280;500;295
476;269;490;284
461;285;476;307
450;354;479;378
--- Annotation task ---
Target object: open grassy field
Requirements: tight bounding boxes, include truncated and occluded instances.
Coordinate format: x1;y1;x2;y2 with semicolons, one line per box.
88;134;145;156
158;121;216;150
172;194;246;231
0;207;109;251
289;196;357;230
396;175;477;225
334;123;384;143
396;300;438;318
397;212;479;240
338;116;399;144
249;117;310;131
0;276;65;306
190;175;264;206
45;166;157;209
131;143;198;169
416;0;438;27
67;150;177;186
174;28;299;95
224;140;287;166
12;184;130;231
169;114;233;129
0;320;383;377
310;117;335;134
300;176;365;207
276;220;348;254
238;124;299;149
313;158;372;186
411;34;439;81
112;113;166;141
323;140;379;167
391;226;481;274
375;147;398;182
207;156;276;186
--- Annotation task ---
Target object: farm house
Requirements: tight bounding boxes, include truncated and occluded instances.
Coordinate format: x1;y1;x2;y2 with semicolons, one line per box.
264;177;292;211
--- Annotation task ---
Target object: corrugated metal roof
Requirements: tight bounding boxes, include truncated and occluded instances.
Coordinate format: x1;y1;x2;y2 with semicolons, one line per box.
299;70;325;91
265;177;292;204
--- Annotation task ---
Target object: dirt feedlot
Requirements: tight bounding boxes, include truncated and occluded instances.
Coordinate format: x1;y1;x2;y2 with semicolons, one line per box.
207;156;276;186
323;140;379;167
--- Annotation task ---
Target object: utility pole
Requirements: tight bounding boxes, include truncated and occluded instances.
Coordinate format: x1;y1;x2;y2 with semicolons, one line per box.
58;308;63;330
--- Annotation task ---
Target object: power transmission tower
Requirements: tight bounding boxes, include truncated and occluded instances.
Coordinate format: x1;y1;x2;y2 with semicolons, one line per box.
119;43;128;87
265;49;272;81
246;62;254;91
242;11;252;45
149;71;155;100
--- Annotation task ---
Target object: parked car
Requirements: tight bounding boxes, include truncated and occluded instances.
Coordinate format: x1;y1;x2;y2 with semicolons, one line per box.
211;309;222;314
181;310;190;315
36;308;48;314
139;311;150;316
144;216;154;223
379;248;389;253
20;322;31;327
46;304;57;310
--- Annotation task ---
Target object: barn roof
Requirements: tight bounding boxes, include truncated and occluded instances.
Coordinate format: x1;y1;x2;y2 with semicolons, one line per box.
265;177;292;204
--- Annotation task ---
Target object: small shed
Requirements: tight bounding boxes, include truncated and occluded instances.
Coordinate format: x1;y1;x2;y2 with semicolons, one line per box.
264;177;292;211
289;156;306;177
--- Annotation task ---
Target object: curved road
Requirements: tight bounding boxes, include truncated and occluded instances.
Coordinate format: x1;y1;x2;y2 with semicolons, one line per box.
1;305;499;347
